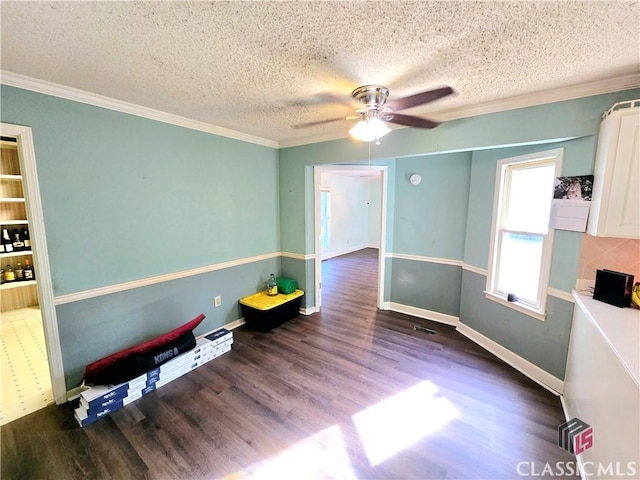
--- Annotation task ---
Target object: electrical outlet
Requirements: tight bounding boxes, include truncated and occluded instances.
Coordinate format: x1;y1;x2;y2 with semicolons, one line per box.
214;296;222;307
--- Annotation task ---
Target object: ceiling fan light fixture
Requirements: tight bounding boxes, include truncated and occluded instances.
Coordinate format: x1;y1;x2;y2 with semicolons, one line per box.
349;116;391;143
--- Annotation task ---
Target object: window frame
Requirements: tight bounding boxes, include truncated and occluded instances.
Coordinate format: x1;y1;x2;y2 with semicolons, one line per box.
485;148;564;321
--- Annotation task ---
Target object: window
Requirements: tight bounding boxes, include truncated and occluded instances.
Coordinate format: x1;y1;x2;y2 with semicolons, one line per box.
486;148;563;320
320;188;331;251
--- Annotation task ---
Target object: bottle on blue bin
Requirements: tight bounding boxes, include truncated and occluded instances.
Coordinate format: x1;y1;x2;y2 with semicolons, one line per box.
266;274;278;296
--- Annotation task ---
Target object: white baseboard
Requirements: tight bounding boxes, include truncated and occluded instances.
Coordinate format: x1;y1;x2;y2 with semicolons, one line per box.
456;322;564;395
299;306;317;315
321;245;369;261
387;302;460;327
559;396;588;480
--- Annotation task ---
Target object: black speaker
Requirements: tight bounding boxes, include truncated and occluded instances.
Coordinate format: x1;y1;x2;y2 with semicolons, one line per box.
593;269;634;308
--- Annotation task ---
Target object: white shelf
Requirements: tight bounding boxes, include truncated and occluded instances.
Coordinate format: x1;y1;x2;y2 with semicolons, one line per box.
0;198;26;203
0;140;17;149
0;250;33;259
0;174;22;181
0;280;37;291
0;220;28;225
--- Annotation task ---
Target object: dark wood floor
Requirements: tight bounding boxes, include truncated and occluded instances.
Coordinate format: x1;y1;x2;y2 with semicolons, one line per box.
1;248;575;479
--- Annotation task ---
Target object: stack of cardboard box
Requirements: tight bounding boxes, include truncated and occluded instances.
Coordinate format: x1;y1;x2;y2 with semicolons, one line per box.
74;328;233;427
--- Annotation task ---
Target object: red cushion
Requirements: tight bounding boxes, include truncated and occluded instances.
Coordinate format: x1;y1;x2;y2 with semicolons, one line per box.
82;313;205;383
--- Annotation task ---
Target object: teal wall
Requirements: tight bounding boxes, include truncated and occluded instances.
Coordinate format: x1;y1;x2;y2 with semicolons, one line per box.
57;257;278;387
392;152;471;260
1;86;281;389
2;82;638;390
1;86;279;296
460;136;601;378
280;88;640;381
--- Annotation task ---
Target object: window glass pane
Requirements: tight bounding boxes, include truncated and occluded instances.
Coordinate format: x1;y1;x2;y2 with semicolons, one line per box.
504;164;555;234
496;232;543;303
320;191;331;250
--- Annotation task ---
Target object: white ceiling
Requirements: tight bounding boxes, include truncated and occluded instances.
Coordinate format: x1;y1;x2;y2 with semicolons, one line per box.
1;1;639;148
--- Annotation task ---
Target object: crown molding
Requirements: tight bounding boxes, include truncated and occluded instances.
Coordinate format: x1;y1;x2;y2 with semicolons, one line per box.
430;73;640;123
281;73;640;148
3;71;638;150
0;71;279;149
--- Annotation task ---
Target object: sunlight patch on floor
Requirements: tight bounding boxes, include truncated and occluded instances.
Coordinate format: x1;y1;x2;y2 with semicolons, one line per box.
352;380;459;466
236;424;357;479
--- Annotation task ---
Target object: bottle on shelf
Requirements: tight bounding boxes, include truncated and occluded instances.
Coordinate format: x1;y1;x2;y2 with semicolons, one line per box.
22;227;31;251
0;268;4;284
15;262;24;281
266;273;278;296
11;228;24;252
1;228;14;254
4;264;15;282
23;258;35;281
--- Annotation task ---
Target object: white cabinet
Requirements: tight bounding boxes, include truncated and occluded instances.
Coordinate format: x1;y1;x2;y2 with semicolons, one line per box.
563;293;639;478
587;101;640;239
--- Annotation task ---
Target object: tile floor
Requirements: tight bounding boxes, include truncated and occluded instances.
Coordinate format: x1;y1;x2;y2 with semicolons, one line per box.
1;307;53;426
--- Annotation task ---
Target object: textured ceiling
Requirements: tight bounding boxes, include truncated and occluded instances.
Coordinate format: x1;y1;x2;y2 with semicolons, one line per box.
1;1;639;147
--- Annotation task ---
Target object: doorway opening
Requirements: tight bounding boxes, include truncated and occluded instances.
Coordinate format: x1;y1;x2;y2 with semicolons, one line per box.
313;165;388;312
1;124;64;425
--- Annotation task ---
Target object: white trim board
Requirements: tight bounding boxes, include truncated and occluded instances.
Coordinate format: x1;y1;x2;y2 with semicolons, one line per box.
456;322;564;395
1;71;277;149
279;74;640;148
281;251;314;261
4;70;637;151
387;302;460;327
1;123;67;405
54;252;281;305
387;252;463;267
462;264;489;276
380;301;563;395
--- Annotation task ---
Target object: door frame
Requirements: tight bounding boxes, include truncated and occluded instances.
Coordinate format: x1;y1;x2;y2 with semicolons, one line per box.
2;123;66;404
313;164;388;310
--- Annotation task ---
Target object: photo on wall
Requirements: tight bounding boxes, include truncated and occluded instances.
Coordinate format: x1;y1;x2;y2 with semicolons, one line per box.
553;175;594;201
550;175;594;232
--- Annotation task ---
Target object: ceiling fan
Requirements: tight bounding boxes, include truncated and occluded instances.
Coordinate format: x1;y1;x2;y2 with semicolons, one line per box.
292;84;454;142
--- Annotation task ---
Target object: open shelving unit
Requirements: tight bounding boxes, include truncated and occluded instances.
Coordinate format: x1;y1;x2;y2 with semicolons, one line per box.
1;139;38;311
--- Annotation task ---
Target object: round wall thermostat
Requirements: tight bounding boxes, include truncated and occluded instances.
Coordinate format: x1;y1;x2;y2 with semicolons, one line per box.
410;174;422;185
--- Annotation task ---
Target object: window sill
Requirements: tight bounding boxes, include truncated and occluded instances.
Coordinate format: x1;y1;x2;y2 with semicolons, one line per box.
484;291;546;321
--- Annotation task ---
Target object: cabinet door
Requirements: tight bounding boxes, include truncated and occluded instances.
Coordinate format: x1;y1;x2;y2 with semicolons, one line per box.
564;305;640;476
605;113;640;238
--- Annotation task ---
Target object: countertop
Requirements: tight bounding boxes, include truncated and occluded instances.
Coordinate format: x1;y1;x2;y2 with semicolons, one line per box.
572;291;640;386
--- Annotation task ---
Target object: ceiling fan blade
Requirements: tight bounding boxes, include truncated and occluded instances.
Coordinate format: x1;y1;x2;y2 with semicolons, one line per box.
291;115;358;129
384;113;439;129
385;86;454;111
291;117;347;129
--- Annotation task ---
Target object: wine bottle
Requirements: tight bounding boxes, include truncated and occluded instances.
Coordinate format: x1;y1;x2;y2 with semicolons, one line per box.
0;268;4;284
11;229;24;252
4;264;15;282
14;262;24;281
1;229;14;254
23;258;35;281
22;227;31;251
